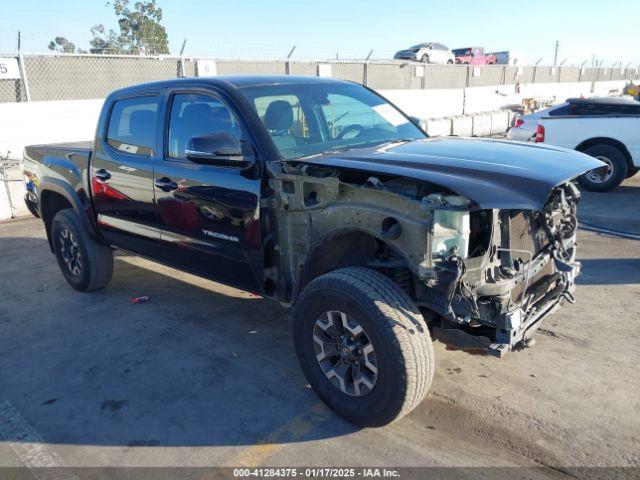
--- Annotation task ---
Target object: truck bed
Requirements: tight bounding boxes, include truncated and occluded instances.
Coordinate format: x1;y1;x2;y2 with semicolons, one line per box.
23;141;94;219
25;140;93;164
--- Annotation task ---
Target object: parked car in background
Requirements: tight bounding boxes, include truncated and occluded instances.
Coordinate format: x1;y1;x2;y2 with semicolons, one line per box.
453;47;497;65
536;97;640;191
394;42;455;64
507;103;570;141
487;50;523;65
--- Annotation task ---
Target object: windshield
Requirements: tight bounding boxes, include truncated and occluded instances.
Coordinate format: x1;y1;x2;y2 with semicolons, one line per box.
239;82;426;160
452;48;471;56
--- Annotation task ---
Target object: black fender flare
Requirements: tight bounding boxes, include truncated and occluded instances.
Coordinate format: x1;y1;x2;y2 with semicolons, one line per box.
38;176;103;249
290;226;417;305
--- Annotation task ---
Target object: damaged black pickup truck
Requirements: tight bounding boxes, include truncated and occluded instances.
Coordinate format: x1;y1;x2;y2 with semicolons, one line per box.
23;76;602;426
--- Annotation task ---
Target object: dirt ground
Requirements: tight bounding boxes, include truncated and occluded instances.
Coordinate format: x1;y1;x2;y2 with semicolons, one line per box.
0;176;638;479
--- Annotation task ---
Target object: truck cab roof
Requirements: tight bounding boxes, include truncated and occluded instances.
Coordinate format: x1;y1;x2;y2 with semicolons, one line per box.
565;97;640;115
566;97;640;106
109;75;352;98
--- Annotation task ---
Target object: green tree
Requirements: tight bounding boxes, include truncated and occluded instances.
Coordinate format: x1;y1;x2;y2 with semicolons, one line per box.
111;0;169;55
89;24;120;54
48;37;77;53
50;1;170;55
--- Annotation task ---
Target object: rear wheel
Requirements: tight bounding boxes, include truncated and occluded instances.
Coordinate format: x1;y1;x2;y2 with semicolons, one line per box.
447;59;454;65
577;144;628;192
51;208;113;291
293;267;434;427
421;54;429;63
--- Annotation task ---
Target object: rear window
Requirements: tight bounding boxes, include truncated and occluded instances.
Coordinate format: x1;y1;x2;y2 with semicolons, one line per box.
548;104;570;116
107;96;159;156
568;102;640;116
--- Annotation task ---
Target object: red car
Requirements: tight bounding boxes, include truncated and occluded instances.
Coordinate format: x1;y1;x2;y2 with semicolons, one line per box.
453;47;497;65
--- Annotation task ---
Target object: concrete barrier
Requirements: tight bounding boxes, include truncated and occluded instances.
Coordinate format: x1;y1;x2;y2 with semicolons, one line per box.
490;110;510;135
464;85;520;114
0;182;11;220
451;115;473;137
424;117;451;137
592;80;628;97
472;113;492;137
0;166;30;220
380;89;465;118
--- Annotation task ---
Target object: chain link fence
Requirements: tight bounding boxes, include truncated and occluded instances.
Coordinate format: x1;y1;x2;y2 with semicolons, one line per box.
2;53;639;103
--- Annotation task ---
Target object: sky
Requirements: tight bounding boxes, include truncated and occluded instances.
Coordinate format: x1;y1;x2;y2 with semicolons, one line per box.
1;0;638;66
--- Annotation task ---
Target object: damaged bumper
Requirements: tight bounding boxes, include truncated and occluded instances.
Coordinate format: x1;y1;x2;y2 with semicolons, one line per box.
487;257;580;357
429;254;580;357
422;184;582;356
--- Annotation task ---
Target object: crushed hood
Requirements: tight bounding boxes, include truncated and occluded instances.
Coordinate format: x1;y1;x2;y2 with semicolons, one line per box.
297;137;603;210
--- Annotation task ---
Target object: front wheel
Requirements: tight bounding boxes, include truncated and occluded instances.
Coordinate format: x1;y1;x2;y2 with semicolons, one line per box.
577;144;628;192
293;267;434;427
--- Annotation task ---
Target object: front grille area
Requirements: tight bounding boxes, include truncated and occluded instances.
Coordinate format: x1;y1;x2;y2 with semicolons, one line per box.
503;210;563;305
506;211;550;260
510;257;556;303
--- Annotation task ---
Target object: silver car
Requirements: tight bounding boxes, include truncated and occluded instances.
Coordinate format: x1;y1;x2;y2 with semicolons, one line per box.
393;42;455;64
507;102;570;141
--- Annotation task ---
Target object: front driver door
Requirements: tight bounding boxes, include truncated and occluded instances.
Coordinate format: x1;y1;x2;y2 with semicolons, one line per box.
153;89;265;294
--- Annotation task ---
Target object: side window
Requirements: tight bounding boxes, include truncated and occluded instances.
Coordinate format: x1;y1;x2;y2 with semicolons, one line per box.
107;96;159;156
167;93;242;159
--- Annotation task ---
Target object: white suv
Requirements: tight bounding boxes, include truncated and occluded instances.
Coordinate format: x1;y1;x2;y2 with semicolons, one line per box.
393;42;455;64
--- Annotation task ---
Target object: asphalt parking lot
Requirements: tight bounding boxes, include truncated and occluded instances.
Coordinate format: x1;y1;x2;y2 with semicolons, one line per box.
0;176;638;478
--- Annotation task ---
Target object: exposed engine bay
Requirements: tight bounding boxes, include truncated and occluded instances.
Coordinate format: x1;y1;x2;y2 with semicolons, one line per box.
265;160;582;356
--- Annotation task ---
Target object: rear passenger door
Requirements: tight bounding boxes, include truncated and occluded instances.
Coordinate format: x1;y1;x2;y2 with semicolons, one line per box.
153;89;264;294
91;91;163;253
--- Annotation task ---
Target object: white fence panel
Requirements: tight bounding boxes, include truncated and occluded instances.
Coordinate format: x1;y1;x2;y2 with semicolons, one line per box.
0;98;103;159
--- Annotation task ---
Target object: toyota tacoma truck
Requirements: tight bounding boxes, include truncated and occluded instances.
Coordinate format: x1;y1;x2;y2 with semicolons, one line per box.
23;76;601;427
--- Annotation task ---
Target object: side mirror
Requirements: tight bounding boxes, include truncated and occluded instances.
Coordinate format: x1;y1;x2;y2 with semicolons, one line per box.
185;133;255;168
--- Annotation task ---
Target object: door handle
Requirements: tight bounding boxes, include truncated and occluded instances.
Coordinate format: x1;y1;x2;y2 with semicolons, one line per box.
94;169;111;181
155;177;179;192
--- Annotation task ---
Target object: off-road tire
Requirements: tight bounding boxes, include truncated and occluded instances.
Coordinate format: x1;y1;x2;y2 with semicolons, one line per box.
51;208;113;291
293;267;434;427
578;144;628;192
